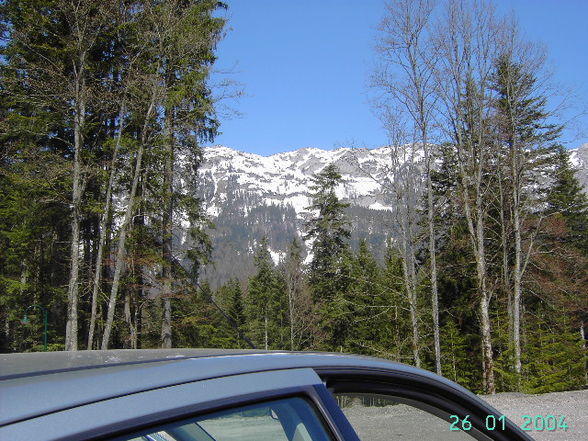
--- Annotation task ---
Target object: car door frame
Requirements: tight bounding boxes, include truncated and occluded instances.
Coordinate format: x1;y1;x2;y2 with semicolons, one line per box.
316;367;536;441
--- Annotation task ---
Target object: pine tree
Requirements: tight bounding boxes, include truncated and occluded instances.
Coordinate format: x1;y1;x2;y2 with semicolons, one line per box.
224;279;246;348
245;238;288;350
441;318;476;389
522;307;585;393
346;240;384;355
174;281;231;348
546;145;588;251
305;164;351;289
491;51;562;384
304;164;352;350
282;238;314;350
380;243;411;362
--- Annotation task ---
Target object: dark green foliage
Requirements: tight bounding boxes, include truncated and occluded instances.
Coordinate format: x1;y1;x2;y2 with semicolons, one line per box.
0;0;224;351
245;238;289;349
304;164;352;349
305;164;351;288
174;282;232;348
492;54;561;149
379;244;413;362
346;241;388;355
441;318;478;390
522;308;585;393
225;280;246;330
546;145;588;251
314;246;353;350
218;279;247;348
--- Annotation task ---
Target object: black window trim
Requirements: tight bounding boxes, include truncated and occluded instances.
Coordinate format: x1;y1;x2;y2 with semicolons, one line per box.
315;367;535;441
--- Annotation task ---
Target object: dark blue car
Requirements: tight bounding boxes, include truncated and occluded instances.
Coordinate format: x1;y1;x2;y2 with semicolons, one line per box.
0;349;534;441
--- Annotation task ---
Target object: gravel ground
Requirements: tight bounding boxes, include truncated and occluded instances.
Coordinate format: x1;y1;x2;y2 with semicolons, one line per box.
341;390;588;441
480;390;588;441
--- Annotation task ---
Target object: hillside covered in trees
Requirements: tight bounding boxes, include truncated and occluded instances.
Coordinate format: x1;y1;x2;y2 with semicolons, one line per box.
0;0;586;395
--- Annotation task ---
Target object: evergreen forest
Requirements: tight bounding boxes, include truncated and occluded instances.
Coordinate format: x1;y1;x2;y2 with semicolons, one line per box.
0;0;586;395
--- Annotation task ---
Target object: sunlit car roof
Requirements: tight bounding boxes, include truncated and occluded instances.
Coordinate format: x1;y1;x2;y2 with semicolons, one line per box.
0;348;266;378
1;350;533;441
1;350;464;428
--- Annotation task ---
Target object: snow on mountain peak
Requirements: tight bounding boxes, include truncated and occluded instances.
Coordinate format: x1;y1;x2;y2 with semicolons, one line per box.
197;143;587;287
200;145;397;219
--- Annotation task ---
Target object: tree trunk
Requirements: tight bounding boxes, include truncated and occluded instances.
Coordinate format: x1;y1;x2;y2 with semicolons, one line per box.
124;289;132;348
581;322;587;386
512;165;523;383
498;171;513;344
134;300;141;349
400;240;421;368
509;100;524;386
428;191;441;375
65;59;86;351
264;314;269;350
161;298;172;348
160;105;174;349
101;142;145;349
288;282;295;351
424;144;441;375
4;316;10;350
476;202;495;394
88;102;125;350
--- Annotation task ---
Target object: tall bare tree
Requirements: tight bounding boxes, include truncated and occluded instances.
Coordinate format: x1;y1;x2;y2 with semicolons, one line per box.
376;0;442;374
370;110;424;368
432;0;506;393
490;30;561;383
149;0;225;348
87;101;125;349
101;85;158;350
282;238;314;350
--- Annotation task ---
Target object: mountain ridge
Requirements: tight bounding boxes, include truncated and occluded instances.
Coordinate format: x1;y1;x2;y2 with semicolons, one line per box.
195;143;587;287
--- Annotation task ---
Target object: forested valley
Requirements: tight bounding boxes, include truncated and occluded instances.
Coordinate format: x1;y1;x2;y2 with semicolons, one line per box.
0;0;586;395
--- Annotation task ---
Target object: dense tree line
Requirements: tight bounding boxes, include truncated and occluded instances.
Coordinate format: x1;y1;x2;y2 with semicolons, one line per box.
1;0;225;351
369;0;587;393
0;0;586;396
177;150;585;394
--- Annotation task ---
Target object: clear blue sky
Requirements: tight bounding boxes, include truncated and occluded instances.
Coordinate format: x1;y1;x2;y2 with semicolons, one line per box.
206;0;588;156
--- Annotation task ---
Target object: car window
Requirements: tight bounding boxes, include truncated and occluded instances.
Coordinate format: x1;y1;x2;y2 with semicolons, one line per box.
336;393;477;441
115;396;333;441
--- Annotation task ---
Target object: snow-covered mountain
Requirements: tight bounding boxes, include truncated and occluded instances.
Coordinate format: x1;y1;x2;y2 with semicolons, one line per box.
195;143;587;287
196;145;404;287
570;143;588;191
199;145;397;219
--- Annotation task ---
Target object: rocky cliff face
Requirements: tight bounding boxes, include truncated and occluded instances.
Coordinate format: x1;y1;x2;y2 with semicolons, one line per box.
194;144;587;288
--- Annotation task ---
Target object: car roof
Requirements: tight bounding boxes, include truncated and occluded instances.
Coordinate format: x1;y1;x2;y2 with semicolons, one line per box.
0;348;267;379
0;350;474;429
